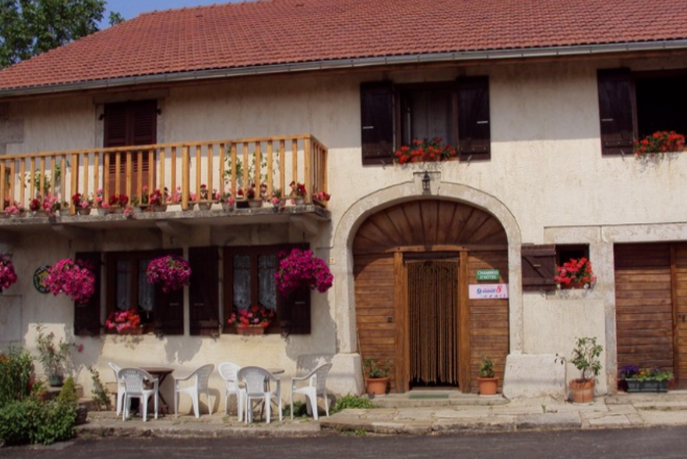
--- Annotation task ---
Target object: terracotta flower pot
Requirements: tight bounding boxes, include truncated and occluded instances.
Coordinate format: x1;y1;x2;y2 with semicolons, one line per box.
236;325;265;336
569;378;595;404
365;377;388;396
477;376;499;396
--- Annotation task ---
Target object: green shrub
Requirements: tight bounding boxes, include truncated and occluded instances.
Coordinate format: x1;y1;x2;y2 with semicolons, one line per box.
0;399;76;446
0;347;35;408
57;376;78;405
330;394;374;414
89;366;111;411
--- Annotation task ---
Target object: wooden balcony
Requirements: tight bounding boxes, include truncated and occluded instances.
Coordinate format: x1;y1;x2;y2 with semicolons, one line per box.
0;134;329;225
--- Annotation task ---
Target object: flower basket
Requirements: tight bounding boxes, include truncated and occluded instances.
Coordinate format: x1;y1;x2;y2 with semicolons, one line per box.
105;308;142;334
236;325;266;336
44;259;96;304
146;255;192;293
634;131;685;158
394;138;457;164
0;254;18;291
554;257;596;289
276;248;333;296
625;379;669;393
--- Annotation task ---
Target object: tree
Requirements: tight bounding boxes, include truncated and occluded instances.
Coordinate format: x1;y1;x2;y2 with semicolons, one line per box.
0;0;119;69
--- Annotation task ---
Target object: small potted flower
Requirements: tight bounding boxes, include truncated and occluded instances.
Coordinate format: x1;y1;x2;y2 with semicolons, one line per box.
105;308;142;335
29;196;42;216
313;190;331;206
363;358;390;396
71;192;93;215
554;257;596;290
34;324;81;387
227;304;275;336
146;255;192;293
108;194;129;214
4;201;24;218
197;184;219;211
220;189;235;211
94;189;109;215
149;187;170;212
476;356;498;396
245;184;262;208
0;254;18;291
42;193;60;217
289;181;307;205
44;259;96;304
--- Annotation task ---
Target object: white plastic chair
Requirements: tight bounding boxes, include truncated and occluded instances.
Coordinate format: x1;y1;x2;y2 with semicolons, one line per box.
108;362;126;417
174;363;215;418
290;363;332;420
238;366;282;424
118;367;159;422
217;362;245;421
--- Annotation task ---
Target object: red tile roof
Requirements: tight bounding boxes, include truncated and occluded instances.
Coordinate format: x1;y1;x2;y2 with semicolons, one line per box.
1;0;686;93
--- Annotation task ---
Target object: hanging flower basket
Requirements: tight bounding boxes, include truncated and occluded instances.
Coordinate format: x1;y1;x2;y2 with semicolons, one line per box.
44;259;96;304
146;255;192;293
275;248;333;297
0;254;18;291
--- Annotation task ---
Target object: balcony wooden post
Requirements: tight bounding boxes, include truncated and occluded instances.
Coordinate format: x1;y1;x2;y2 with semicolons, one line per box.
304;137;312;204
159;147;165;202
71;154;78;215
195;145;201;204
207;144;213;199
279;140;286;199
19;159;25;205
182;146;190;210
0;163;6;210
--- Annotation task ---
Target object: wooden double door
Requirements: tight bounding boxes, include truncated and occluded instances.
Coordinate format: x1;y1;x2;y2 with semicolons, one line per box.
615;243;687;388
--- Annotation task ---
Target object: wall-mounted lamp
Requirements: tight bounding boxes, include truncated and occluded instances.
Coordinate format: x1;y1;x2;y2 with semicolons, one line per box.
422;171;431;192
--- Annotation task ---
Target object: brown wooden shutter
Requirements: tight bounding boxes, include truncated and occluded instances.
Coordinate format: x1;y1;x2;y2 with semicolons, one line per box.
132;100;157;145
104;103;129;148
598;68;635;155
154;250;184;335
457;76;491;160
74;252;102;336
189;247;220;336
521;244;557;291
361;81;394;165
278;284;311;335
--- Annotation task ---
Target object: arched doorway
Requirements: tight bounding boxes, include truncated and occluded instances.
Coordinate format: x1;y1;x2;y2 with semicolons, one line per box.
352;199;509;393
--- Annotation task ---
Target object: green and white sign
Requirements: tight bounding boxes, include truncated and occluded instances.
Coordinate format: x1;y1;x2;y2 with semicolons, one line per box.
476;269;500;281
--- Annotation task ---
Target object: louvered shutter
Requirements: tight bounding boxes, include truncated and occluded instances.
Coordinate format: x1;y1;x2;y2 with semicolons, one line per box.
74;252;102;336
154;250;184;335
278;284;311;335
104;103;129;148
598;68;634;155
457;76;491;159
189;247;220;336
361;81;394;165
521;244;557;291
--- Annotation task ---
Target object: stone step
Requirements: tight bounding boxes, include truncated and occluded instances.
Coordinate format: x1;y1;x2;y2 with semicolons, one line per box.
370;391;509;408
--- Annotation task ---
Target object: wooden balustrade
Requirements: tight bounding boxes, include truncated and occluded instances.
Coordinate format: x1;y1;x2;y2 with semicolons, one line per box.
0;134;328;215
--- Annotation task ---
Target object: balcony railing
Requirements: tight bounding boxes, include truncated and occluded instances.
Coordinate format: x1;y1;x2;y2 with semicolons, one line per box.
0;134;328;215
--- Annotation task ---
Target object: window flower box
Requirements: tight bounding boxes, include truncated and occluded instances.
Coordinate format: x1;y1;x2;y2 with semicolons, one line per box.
625;379;669;393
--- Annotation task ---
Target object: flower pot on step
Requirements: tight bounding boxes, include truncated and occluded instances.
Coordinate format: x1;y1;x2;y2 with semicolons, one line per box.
569;378;595;404
477;376;499;396
365;377;388;396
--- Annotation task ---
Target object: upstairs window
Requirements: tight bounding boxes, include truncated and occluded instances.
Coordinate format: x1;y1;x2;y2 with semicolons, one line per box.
360;77;491;165
598;68;687;155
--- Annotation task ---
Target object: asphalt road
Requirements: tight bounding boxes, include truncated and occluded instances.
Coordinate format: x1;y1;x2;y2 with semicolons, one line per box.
2;427;686;459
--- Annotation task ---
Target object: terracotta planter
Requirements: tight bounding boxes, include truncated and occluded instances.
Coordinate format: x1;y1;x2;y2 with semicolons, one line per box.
365;377;388;396
569;378;595;404
236;325;265;336
477;376;499;396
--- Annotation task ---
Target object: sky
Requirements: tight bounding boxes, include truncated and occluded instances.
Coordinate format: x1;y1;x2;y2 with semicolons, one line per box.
103;0;238;24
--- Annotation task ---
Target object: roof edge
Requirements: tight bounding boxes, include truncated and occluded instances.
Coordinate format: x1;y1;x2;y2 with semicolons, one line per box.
2;39;687;98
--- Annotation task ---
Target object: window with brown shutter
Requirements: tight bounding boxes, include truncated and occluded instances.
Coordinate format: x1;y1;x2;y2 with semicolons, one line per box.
597;68;634;156
189;247;220;336
223;244;311;335
105;249;184;335
104;100;157;195
74;252;102;336
360;81;395;165
457;76;491;160
521;244;557;292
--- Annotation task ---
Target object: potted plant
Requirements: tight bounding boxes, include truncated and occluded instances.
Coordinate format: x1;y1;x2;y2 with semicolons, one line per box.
146;255;192;293
313;190;331;207
633;130;685;158
363;358;390;396
244;183;262;208
220;189;235;211
477;356;498;396
276;248;334;297
58;376;88;424
0;254;18;292
149;187;170;212
289;181;307;205
620;366;673;393
34;324;80;387
227;304;275;335
42;193;60;217
554;257;597;289
71;192;92;215
394;138;458;164
567;336;603;404
44;259;96;304
105;308;142;334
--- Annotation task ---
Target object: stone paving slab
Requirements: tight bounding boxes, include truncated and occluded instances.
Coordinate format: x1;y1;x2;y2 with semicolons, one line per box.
515;412;581;430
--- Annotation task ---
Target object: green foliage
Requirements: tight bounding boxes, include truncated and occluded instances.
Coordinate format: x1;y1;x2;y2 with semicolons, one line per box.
479;356;495;378
57;376;78;405
282;400;309;418
0;398;76;446
330;394;374;414
570;336;603;381
34;324;74;380
363;359;389;379
0;0;121;69
0;347;35;408
108;11;124;26
89;366;111;411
